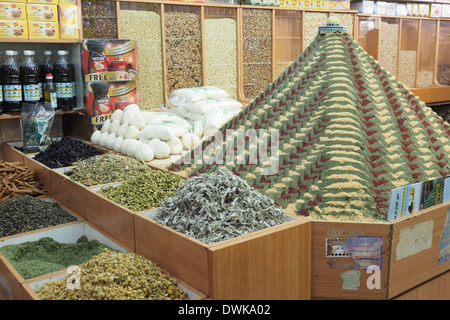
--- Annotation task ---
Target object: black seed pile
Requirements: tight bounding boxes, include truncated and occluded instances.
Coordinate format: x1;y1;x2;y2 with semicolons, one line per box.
0;196;78;238
33;137;103;168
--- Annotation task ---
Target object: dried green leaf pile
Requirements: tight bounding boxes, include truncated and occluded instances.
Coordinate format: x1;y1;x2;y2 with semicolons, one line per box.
0;196;77;238
70;153;150;186
153;168;285;244
98;170;185;211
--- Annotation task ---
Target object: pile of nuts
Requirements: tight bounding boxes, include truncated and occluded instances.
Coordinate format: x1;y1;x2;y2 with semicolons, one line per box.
165;9;203;96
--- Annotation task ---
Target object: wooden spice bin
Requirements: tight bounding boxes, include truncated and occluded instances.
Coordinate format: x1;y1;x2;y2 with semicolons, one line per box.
134;210;311;300
311;201;450;300
1;140;136;251
50;169;136;251
0;220;127;300
22;270;206;300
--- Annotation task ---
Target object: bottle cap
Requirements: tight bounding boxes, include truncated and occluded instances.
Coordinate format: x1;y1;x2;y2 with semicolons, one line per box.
44;51;52;55
58;50;67;55
5;50;14;55
45;74;53;79
24;50;33;55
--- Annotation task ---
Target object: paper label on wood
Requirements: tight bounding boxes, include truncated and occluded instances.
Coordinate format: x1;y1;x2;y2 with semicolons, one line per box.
340;270;360;290
326;236;383;270
439;208;450;265
396;220;434;261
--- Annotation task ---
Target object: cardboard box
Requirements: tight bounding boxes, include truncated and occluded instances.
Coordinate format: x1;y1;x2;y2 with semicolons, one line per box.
412;3;419;16
295;0;305;7
0;19;27;38
386;2;396;15
280;0;292;6
418;3;429;17
81;39;138;82
396;3;407;16
350;1;374;14
320;0;329;9
27;0;58;4
443;4;450;18
406;3;412;16
430;3;442;18
58;4;77;23
0;2;26;20
28;21;59;39
58;0;76;4
328;0;349;10
374;1;386;14
26;4;57;22
59;5;78;39
59;22;78;39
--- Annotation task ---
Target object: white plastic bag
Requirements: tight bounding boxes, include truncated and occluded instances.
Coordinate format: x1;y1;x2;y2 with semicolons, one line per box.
148;138;171;159
139;113;192;141
168;86;229;109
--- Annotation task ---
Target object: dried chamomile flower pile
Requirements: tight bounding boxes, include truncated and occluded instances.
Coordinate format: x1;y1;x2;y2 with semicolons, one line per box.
97;170;185;211
154;168;285;244
69;153;150;186
36;249;188;300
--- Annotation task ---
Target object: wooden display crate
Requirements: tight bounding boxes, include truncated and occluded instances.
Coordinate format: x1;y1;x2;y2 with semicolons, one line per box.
1;142;25;163
311;201;450;299
50;169;136;251
134;210;311;300
0;221;128;300
23;269;206;300
1;140;136;251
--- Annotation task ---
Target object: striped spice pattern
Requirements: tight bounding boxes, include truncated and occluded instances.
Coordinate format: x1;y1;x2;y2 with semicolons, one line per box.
169;31;450;222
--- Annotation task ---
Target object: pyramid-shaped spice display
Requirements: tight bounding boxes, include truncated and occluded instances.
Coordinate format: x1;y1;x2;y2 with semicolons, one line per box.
169;18;450;222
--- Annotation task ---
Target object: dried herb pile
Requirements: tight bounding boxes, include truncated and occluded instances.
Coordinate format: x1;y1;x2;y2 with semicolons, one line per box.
0;161;47;203
0;196;77;238
170;26;450;222
0;236;111;280
33;137;103;168
98;170;185;211
154;168;285;244
36;249;188;300
69;153;150;186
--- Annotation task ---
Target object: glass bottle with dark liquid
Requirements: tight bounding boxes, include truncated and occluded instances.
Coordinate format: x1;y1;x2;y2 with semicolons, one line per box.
21;50;41;104
1;50;22;114
0;68;3;114
91;82;112;131
54;50;74;111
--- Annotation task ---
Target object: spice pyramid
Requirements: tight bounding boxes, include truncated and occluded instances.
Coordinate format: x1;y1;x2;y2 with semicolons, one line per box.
169;21;450;222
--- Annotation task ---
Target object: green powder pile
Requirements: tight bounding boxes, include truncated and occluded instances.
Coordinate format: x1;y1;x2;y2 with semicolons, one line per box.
0;236;112;280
